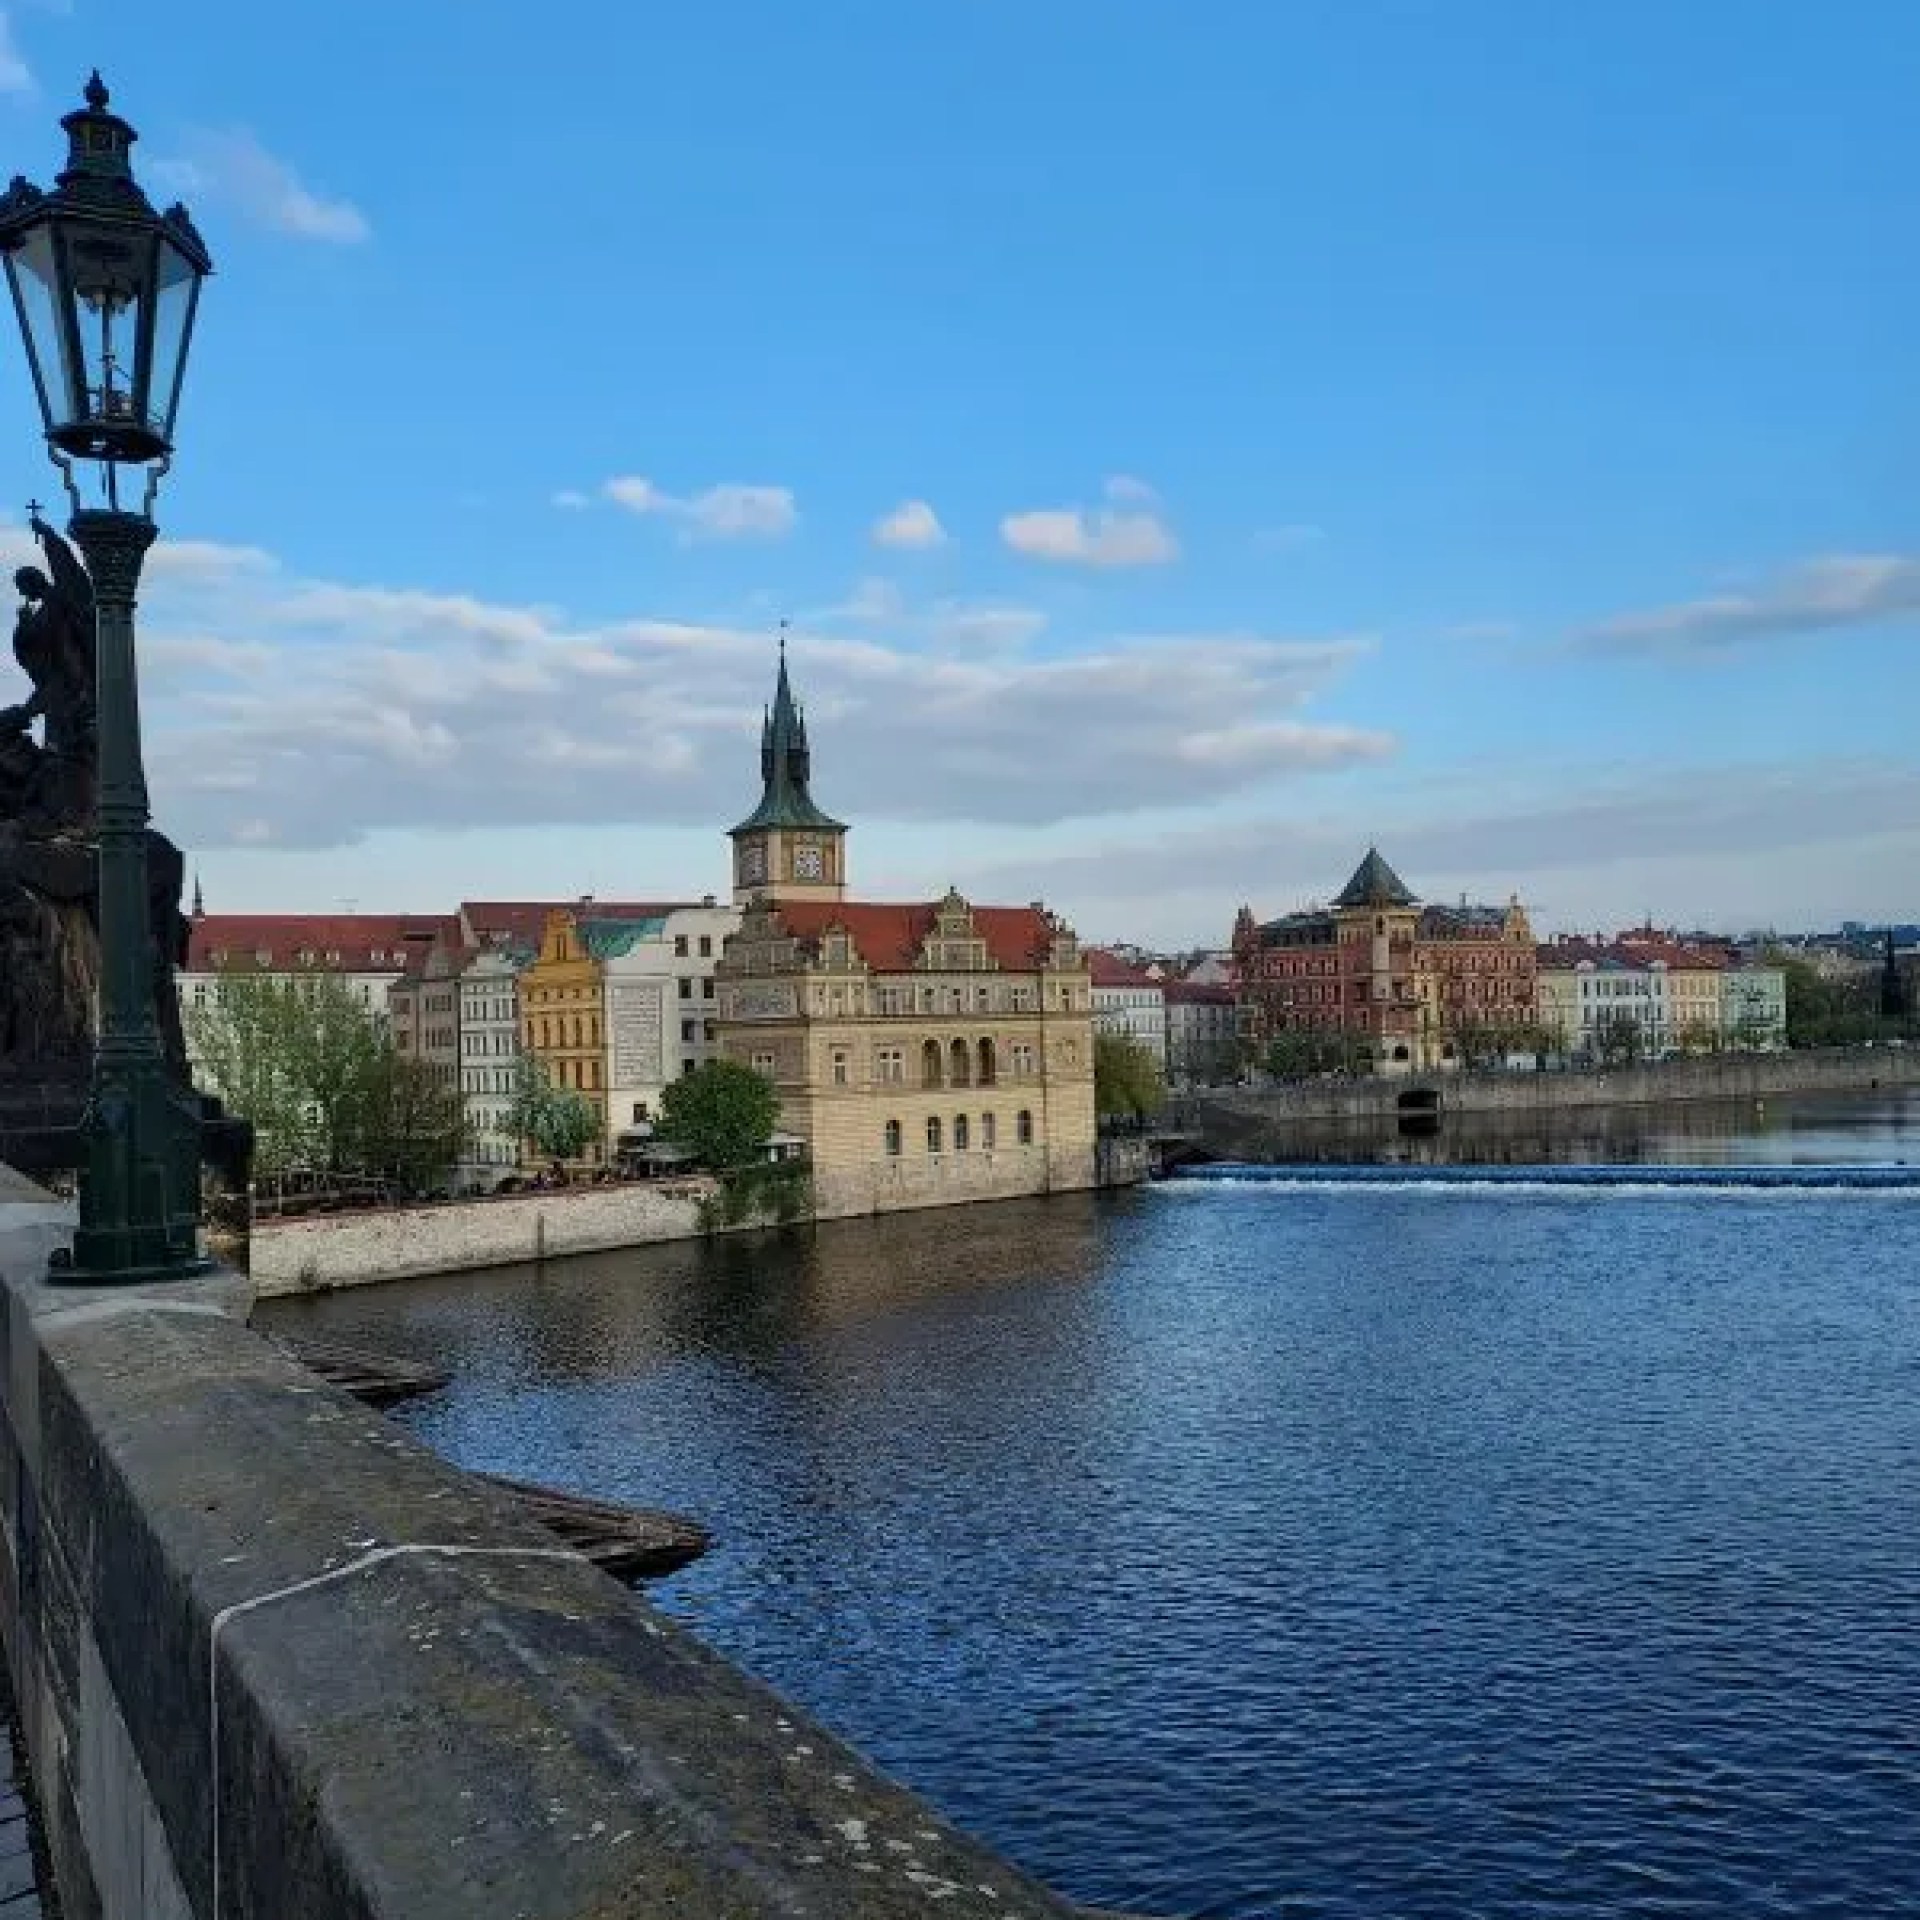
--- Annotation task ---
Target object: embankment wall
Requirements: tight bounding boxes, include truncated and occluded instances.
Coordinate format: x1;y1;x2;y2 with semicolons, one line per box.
253;1141;1149;1297
1183;1048;1919;1156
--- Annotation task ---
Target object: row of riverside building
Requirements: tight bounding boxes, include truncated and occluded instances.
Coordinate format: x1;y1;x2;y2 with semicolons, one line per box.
180;652;1100;1213
178;658;1791;1204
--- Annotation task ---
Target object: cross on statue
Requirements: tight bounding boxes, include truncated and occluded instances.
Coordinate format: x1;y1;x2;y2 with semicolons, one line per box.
24;498;42;523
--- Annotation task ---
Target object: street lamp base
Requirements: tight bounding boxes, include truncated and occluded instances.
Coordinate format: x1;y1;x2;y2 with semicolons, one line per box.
50;1059;214;1287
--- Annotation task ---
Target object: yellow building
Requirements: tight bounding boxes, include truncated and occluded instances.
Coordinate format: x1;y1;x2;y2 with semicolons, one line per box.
714;651;1099;1215
517;910;621;1163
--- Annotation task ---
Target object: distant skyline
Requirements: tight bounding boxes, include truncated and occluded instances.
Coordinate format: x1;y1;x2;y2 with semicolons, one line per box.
0;2;1914;945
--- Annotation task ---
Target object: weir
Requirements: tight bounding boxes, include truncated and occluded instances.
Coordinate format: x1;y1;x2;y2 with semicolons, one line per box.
1174;1161;1920;1190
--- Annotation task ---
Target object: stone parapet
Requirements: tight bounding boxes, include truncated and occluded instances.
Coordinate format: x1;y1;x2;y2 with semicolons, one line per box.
0;1220;1087;1918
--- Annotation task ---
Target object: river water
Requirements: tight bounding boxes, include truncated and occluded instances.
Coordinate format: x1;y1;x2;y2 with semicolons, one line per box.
263;1091;1920;1918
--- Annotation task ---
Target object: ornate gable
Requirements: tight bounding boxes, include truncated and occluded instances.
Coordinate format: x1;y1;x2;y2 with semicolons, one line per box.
916;889;992;972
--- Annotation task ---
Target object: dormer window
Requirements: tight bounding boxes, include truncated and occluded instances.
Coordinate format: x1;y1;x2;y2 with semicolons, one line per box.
255;949;272;965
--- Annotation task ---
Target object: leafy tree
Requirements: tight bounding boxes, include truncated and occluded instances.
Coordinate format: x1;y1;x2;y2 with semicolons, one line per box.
355;1049;470;1192
659;1059;781;1170
1263;1024;1369;1079
1095;1031;1163;1120
186;970;467;1189
1590;1010;1645;1066
505;1055;602;1164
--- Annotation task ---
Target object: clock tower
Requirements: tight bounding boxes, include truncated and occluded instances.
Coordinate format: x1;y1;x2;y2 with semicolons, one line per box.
728;641;849;907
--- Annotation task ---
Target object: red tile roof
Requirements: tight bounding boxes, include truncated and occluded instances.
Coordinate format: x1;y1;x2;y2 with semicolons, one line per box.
1085;947;1163;989
769;900;1065;973
1164;979;1235;1005
186;913;460;973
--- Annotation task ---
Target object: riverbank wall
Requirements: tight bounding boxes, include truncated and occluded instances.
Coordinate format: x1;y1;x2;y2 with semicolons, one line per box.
1180;1048;1920;1159
251;1138;1152;1297
0;1200;1096;1919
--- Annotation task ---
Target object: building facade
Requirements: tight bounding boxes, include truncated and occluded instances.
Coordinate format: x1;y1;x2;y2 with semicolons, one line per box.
713;652;1099;1215
601;902;743;1146
1232;849;1537;1073
1087;949;1168;1070
459;945;527;1183
1164;979;1240;1086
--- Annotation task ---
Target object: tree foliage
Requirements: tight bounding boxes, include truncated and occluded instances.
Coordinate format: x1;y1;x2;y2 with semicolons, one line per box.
1262;1025;1371;1080
659;1059;782;1171
505;1055;602;1163
1095;1031;1163;1120
185;972;468;1188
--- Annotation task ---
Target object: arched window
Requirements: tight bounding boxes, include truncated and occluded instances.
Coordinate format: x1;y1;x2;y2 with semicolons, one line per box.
977;1037;996;1085
1016;1109;1033;1145
884;1119;902;1156
926;1115;943;1154
954;1114;970;1151
949;1037;971;1087
921;1038;943;1088
981;1111;996;1150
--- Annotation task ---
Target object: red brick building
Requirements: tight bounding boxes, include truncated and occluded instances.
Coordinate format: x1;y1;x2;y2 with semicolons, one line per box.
1231;848;1537;1073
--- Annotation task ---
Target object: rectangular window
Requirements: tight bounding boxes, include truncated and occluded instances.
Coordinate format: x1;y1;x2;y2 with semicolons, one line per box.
678;978;692;1000
699;935;712;957
751;1051;776;1077
674;936;689;958
703;979;715;999
682;1020;696;1043
831;1050;850;1085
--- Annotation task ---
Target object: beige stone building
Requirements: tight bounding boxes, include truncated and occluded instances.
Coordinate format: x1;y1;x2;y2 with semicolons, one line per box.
714;650;1098;1215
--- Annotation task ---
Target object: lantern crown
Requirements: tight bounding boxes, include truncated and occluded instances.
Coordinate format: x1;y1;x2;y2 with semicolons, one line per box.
0;74;213;502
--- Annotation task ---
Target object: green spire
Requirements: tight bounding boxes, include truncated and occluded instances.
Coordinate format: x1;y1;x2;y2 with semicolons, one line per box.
731;636;845;836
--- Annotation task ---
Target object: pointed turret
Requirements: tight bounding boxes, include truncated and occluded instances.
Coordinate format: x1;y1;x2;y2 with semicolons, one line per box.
191;875;204;919
1333;846;1417;909
729;635;849;904
731;641;845;838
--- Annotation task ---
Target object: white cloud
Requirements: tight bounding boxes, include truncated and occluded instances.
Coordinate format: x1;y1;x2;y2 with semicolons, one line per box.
871;498;947;549
603;475;797;543
1103;474;1159;505
160;130;369;243
551;489;592;511
117;542;1382;852
0;13;32;92
1000;492;1179;567
1577;554;1920;653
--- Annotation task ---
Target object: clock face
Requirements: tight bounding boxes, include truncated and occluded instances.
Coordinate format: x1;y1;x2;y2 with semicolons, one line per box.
793;843;824;881
739;842;766;884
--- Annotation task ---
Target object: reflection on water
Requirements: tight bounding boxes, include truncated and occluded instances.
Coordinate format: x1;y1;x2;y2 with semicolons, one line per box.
1275;1085;1920;1166
262;1094;1920;1919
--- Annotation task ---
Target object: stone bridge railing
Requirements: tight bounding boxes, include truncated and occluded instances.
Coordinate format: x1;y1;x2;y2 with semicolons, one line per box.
0;1204;1096;1919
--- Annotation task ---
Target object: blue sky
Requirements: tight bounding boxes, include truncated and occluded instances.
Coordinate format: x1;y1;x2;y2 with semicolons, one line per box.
0;0;1914;944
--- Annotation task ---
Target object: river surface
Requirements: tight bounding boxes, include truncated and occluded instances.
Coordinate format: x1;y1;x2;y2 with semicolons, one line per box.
263;1092;1920;1918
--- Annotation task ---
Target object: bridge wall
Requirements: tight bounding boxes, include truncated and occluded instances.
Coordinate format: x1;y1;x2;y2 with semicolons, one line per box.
0;1211;1087;1919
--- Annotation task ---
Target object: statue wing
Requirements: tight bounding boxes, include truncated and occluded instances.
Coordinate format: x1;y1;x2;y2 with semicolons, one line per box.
34;523;94;622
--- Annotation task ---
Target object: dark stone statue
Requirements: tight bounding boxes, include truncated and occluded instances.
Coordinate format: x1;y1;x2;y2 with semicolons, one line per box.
0;512;241;1183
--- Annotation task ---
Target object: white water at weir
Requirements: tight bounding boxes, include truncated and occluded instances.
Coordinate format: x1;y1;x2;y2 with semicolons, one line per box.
1168;1164;1920;1195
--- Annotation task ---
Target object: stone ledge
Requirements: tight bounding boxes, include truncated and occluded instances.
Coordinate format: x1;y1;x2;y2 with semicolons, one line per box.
0;1240;1086;1918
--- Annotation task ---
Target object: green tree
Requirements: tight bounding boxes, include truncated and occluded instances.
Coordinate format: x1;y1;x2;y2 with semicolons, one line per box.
505;1056;602;1164
1590;1010;1645;1066
186;970;468;1189
355;1049;470;1192
659;1059;781;1170
1095;1031;1163;1121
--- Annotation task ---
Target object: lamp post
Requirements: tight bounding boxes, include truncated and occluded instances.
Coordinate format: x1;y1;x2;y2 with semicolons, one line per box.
0;74;214;1284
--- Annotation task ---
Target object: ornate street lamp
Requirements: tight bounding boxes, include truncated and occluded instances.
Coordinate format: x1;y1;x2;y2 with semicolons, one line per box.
0;74;214;1283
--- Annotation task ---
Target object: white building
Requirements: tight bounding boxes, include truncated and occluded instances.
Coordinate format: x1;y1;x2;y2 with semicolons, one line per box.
1086;948;1168;1070
459;945;528;1184
1164;979;1240;1086
602;902;743;1148
1537;946;1670;1062
180;912;457;1065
